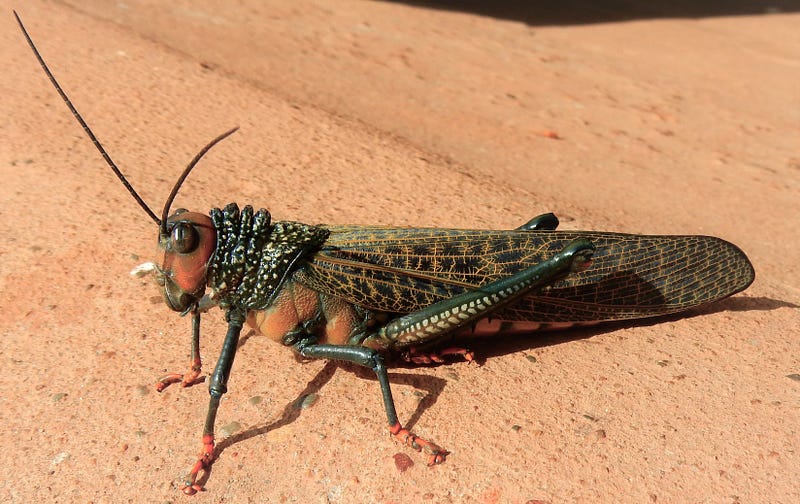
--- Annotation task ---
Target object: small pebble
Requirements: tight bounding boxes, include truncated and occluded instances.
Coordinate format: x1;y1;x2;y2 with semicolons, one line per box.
295;393;318;410
393;453;414;472
50;451;70;469
219;421;242;438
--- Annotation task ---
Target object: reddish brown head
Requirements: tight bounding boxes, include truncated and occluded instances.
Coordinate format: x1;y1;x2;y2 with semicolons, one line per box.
158;210;217;312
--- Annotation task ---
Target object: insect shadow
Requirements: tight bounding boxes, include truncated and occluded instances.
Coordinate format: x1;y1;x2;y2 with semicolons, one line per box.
204;358;447;488
203;360;337;488
191;289;787;490
696;295;798;313
469;293;794;360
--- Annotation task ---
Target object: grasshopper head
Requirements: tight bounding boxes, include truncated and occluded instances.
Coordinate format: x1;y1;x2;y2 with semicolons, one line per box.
157;210;216;313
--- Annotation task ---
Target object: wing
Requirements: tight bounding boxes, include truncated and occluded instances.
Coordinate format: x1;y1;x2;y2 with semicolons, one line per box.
293;226;754;323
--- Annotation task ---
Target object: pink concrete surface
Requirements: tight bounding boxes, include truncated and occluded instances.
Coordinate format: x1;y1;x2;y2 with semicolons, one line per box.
1;1;798;502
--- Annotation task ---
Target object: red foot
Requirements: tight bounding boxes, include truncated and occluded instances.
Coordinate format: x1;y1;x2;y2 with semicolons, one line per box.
389;422;448;465
156;362;204;392
401;346;477;365
181;434;215;495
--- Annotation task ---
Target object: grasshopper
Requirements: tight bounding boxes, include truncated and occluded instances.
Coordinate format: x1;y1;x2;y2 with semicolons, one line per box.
16;12;754;495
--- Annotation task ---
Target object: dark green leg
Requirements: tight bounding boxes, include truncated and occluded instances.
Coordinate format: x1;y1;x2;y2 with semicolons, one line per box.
182;308;246;495
293;341;447;465
373;238;593;347
517;212;559;231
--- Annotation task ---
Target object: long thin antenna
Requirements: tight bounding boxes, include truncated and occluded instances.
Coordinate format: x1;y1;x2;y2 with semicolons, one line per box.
14;10;161;225
160;126;239;235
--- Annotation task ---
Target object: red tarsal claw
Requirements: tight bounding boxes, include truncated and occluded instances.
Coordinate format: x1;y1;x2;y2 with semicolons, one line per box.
155;368;205;392
181;434;215;495
389;422;448;465
181;482;203;496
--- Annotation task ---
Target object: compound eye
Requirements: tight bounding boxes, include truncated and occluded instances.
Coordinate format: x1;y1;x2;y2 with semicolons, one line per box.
170;222;199;254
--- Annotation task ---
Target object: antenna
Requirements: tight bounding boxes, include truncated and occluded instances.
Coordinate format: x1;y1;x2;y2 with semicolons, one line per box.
16;11;244;229
15;11;162;225
160;126;239;235
16;12;239;230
